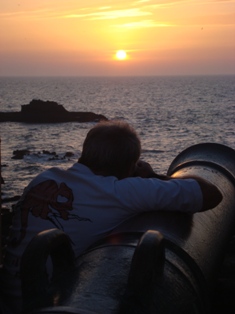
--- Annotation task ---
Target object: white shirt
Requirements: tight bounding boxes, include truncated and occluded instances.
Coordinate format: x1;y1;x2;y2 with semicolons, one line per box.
2;162;202;306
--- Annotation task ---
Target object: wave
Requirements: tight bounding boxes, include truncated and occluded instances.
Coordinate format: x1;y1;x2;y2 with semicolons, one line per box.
141;149;165;154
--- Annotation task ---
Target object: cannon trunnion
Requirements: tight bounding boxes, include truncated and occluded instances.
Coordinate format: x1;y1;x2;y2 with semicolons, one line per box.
20;143;235;314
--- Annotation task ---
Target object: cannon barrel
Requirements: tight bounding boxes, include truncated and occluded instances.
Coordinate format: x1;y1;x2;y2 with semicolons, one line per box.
20;143;235;314
166;143;235;285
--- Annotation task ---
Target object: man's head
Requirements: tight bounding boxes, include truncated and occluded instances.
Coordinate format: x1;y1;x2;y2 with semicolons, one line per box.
79;120;141;179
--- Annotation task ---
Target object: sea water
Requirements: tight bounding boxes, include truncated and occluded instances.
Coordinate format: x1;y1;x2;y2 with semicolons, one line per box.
0;75;234;205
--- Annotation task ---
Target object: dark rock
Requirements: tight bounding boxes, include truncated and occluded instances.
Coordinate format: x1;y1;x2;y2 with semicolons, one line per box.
12;149;30;159
10;149;76;161
64;152;74;158
42;150;56;155
0;99;108;123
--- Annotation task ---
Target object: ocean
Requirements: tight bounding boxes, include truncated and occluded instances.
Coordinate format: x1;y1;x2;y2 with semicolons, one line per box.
0;75;235;207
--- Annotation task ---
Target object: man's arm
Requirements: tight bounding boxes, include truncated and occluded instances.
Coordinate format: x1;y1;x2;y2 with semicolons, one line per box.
134;160;223;211
176;175;223;211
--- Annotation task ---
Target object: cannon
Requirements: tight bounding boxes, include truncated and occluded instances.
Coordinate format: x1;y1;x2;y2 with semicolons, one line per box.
20;143;235;314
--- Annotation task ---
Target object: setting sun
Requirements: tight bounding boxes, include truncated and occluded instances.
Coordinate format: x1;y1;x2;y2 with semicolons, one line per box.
115;50;127;60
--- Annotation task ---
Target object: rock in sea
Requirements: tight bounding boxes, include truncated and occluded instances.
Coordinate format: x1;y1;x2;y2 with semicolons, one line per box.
0;99;108;123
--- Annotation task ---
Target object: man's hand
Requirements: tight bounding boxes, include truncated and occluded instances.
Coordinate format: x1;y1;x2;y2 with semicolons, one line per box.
133;160;170;180
192;176;223;211
175;174;223;211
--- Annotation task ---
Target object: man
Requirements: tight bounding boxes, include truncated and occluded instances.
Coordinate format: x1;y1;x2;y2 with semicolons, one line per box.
1;120;222;313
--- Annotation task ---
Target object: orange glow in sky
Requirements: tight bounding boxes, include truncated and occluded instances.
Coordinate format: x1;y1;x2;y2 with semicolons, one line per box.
0;0;235;76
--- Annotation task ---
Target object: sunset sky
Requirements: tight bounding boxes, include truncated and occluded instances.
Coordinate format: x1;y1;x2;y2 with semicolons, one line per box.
1;0;235;76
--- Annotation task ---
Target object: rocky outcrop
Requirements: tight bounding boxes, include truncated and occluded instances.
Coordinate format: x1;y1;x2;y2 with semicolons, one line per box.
0;99;108;123
11;149;75;160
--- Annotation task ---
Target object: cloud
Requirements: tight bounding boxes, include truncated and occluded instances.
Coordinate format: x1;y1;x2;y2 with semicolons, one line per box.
0;8;62;20
135;0;151;3
64;8;152;20
114;19;173;28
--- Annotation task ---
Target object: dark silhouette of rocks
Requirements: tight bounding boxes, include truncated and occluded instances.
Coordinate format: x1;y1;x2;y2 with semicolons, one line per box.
12;149;30;159
11;149;75;160
42;150;57;155
0;99;108;123
64;152;74;158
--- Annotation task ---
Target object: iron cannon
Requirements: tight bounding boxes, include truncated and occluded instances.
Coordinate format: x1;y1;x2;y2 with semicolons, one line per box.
20;143;235;314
